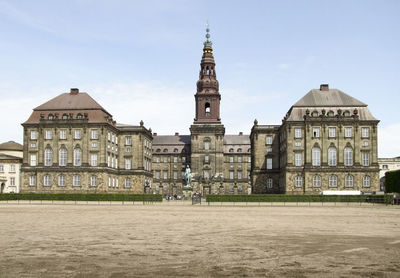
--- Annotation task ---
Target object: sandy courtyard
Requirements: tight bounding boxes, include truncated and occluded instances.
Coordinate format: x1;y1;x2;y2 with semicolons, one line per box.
0;202;399;277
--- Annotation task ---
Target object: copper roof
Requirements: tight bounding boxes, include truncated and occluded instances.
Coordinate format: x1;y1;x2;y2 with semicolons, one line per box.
0;141;23;151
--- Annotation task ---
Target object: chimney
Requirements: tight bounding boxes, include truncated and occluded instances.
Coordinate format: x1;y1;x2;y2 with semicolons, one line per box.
153;132;157;136
175;132;179;136
239;132;243;136
320;84;329;91
70;88;79;95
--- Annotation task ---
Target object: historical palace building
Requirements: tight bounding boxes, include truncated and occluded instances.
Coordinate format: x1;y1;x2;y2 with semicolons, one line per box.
20;28;380;195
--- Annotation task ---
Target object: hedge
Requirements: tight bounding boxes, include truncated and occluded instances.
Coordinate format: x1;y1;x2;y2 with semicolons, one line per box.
0;193;162;202
206;194;393;204
385;170;400;193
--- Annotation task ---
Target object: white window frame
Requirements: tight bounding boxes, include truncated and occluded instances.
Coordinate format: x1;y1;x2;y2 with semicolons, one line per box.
313;175;322;187
267;178;273;189
266;136;273;145
124;178;131;188
74;129;81;140
313;127;320;138
59;129;67;140
295;153;302;166
345;175;354;188
266;158;272;169
30;130;37;140
29;175;36;186
45;130;53;140
312;147;321;166
125;158;132;170
294;128;302;138
363;176;370;188
204;140;210;150
229;170;234;179
73;175;81;187
295;176;303;188
329;175;337;188
59;148;67;166
125;136;132;146
90;176;97;187
58;175;65;187
91;129;98;140
43;175;51;186
44;148;52;166
328;147;337;166
74;148;82;166
363;152;370;166
344;127;352;138
90;154;98;167
361;127;370;138
30;154;37;166
344;147;353;166
328;127;336;138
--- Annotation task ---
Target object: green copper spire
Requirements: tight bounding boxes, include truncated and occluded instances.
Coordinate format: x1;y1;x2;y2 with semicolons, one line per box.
204;21;212;47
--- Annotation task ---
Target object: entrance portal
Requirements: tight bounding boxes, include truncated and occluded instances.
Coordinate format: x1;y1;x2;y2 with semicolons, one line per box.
0;183;5;194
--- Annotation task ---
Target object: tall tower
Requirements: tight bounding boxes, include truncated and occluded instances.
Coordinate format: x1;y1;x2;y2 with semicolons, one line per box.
190;24;225;196
194;25;221;123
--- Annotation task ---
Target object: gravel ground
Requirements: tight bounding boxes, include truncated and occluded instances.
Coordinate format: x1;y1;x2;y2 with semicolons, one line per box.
0;202;399;277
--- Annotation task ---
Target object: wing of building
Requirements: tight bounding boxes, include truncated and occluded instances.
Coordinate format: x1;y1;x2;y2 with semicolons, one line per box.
19;28;380;195
0;141;23;193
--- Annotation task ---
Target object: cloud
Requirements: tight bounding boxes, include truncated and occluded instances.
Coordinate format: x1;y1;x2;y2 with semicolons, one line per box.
0;1;55;34
277;63;291;70
378;123;400;158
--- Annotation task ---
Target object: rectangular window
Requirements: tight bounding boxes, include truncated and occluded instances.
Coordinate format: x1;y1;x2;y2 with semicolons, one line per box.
328;127;336;138
74;129;81;139
229;156;234;163
173;156;178;163
204;170;210;179
313;127;320;138
295;128;302;138
238;171;242;179
91;142;98;148
163;157;168;163
363;141;369;147
229;170;234;179
204;155;209;163
204;141;210;150
90;154;98;167
125;158;131;170
0;165;3;172
30;142;36;148
73;175;81;187
107;132;111;141
10;177;15;186
45;130;53;140
59;129;67;140
124;178;131;188
267;147;272;153
155;171;160;179
91;129;98;140
30;154;37;166
58;175;65;187
125;136;132;146
266;158;272;169
112;135;115;143
43;175;51;187
345;127;352;138
363;152;370;166
248;156;251;163
90;176;97;187
182;157;186;163
29;175;36;186
9;164;15;172
163;171;168;180
295;153;302;166
30;130;37;140
362;127;370;138
266;136;273;145
156;157;160;163
295;141;301;147
173;171;178;180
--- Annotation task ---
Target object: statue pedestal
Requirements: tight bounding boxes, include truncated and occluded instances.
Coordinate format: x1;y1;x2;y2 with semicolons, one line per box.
182;186;193;200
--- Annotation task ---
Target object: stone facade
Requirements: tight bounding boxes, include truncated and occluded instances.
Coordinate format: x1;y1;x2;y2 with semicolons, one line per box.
378;157;400;191
251;84;380;194
20;90;152;193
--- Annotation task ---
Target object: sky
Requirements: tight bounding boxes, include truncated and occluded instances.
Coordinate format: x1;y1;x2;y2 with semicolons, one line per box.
0;0;399;157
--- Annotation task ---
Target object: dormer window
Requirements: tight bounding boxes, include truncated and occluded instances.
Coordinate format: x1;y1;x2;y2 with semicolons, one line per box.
62;114;68;120
76;113;83;119
48;114;54;120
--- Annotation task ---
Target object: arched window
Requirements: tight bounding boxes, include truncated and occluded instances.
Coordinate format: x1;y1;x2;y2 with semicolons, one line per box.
345;175;354;187
313;175;321;187
363;176;370;188
59;148;67;166
311;111;318;117
156;148;161;153
48;114;54;120
312;147;321;166
205;102;210;116
229;148;234;153
267;178;273;189
173;148;178;153
344;147;353;166
62;114;68;120
329;175;338;188
343;111;351;117
204;139;210;150
74;148;82;166
295;175;303;188
328;147;337;166
163;148;168;153
76;113;83;119
44;148;52;166
327;111;334;117
237;148;242;153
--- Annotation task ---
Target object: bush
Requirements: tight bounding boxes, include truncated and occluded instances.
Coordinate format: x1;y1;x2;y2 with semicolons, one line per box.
206;194;393;204
0;193;162;202
385;170;400;193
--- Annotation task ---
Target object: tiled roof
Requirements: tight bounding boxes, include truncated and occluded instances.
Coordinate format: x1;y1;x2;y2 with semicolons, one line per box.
224;135;250;145
293;89;367;107
153;135;191;145
0;141;23;151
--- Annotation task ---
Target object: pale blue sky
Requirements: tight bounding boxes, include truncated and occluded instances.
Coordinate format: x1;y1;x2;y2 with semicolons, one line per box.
0;0;399;156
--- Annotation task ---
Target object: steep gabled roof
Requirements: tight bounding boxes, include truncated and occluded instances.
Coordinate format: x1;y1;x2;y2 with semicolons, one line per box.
293;89;367;107
34;92;111;115
153;135;191;145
